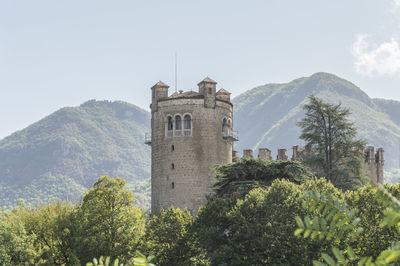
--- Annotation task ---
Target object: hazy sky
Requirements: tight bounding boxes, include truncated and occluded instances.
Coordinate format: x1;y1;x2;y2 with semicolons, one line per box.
1;0;400;139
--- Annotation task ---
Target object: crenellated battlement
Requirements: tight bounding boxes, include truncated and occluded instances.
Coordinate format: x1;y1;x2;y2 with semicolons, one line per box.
233;145;384;184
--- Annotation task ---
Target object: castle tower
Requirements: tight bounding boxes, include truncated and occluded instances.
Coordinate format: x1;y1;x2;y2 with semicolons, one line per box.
147;77;237;215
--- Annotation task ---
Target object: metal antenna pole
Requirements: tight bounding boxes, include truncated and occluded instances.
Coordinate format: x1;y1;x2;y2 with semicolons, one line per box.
175;52;178;92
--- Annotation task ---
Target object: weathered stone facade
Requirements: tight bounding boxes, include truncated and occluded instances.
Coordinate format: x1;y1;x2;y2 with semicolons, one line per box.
148;78;236;215
361;146;384;183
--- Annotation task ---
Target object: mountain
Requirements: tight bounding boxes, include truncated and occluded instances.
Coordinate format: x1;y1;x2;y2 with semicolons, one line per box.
1;72;399;209
233;72;400;169
0;100;151;208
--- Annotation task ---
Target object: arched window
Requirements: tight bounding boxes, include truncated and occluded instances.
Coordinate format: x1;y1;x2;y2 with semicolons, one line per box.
167;116;173;131
222;118;228;134
175;115;182;130
184;115;191;129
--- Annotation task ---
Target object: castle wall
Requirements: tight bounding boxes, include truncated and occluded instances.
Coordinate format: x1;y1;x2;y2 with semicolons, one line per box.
151;97;233;215
240;145;384;184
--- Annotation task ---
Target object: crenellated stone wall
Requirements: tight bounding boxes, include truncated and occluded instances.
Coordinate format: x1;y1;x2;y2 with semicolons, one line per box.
234;145;385;184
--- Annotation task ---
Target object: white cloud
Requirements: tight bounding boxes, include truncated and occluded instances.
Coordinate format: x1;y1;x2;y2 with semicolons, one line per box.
351;34;400;77
394;0;400;9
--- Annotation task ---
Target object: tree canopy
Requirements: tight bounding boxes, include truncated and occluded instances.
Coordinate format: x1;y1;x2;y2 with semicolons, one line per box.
212;158;312;197
297;95;366;189
76;176;145;263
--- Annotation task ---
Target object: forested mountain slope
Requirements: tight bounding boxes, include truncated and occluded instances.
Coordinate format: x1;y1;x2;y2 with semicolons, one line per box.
0;100;150;208
233;72;400;169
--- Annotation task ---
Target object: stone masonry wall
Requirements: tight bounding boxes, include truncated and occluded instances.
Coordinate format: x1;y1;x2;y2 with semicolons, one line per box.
151;97;233;215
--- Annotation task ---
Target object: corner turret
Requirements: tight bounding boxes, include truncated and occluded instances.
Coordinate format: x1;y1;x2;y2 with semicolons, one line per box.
151;81;169;112
198;77;217;108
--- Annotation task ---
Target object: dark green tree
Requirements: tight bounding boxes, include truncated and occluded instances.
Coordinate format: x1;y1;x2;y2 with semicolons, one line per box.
195;179;338;265
297;95;366;189
212;158;312;197
76;176;145;263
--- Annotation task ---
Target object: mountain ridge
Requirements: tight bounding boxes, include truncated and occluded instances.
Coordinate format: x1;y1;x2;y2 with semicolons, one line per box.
233;72;400;168
1;72;399;209
0;100;151;208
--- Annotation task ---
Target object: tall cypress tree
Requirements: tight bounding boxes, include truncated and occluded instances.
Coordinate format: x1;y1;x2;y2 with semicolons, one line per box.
297;95;366;188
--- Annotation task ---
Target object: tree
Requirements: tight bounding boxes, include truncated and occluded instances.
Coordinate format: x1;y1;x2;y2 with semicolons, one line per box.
297;95;366;188
76;176;145;263
295;183;400;265
0;209;37;265
17;201;79;265
212;158;312;197
345;185;400;259
141;207;208;266
196;179;341;265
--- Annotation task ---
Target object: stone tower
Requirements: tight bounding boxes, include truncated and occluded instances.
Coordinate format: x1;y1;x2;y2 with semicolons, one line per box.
147;77;237;215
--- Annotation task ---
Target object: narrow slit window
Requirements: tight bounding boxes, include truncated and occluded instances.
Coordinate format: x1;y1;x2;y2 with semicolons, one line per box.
171;145;175;151
171;182;175;189
171;163;175;169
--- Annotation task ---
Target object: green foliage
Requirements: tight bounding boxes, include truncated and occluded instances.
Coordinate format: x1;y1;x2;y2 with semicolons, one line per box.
295;190;363;243
212;158;312;197
87;252;156;266
0;208;37;265
296;182;400;265
345;185;400;259
17;201;79;265
141;207;208;266
76;176;146;263
126;178;151;210
196;179;335;265
0;100;151;209
0;176;148;265
87;256;122;266
132;251;156;266
297;95;366;189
